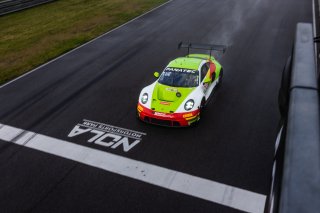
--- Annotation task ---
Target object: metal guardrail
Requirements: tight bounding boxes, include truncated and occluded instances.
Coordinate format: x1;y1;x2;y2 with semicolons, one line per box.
268;23;320;213
0;0;55;16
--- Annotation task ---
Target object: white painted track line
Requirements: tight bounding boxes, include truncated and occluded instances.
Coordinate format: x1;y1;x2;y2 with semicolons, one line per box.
0;123;266;213
0;0;173;89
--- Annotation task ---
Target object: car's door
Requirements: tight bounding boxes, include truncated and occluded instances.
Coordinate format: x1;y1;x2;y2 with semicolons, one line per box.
200;63;211;94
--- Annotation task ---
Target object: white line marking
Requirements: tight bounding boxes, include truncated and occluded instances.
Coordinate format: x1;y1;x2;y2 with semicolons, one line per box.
0;125;23;141
0;123;266;213
0;0;173;89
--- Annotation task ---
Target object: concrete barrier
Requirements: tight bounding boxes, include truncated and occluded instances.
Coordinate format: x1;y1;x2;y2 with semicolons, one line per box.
268;23;320;213
0;0;55;16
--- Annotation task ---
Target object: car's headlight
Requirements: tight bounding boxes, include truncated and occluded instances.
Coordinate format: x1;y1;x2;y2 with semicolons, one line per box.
141;93;148;104
184;99;194;111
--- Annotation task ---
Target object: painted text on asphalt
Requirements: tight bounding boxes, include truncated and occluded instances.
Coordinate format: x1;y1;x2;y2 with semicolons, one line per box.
68;119;146;152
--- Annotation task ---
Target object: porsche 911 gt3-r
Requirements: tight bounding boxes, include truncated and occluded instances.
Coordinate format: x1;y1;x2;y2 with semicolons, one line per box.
137;43;226;127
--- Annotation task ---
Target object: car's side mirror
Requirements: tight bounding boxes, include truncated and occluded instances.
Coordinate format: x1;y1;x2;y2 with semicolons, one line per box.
154;72;160;78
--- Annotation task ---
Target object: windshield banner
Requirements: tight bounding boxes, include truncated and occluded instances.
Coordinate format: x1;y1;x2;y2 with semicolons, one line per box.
165;67;197;74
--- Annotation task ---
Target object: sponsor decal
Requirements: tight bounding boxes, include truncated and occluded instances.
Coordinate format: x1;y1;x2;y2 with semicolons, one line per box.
154;112;173;118
165;87;178;92
68;119;146;152
183;113;193;118
137;105;144;112
202;82;209;92
160;101;171;105
165;67;197;74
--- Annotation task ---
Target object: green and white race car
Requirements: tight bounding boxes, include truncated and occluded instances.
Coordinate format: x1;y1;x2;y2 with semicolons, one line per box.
137;42;226;127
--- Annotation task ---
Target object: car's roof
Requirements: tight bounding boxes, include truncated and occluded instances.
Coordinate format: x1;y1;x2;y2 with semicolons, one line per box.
167;56;204;70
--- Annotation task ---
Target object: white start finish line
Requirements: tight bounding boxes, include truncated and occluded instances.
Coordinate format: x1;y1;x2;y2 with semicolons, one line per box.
0;123;266;213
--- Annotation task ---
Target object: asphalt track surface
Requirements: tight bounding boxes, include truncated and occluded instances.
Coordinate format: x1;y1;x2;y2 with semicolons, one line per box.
0;0;312;212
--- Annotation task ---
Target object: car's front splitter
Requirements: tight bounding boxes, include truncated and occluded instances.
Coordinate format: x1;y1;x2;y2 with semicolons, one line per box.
137;103;200;127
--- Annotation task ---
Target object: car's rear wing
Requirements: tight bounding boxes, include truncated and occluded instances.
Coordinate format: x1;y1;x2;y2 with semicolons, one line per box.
178;42;227;57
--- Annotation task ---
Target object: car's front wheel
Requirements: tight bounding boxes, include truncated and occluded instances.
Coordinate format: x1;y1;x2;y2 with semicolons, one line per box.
192;98;205;126
199;98;206;116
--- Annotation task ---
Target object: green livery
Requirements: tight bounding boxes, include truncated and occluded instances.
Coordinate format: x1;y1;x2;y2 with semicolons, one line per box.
151;83;195;113
167;57;202;70
150;54;222;113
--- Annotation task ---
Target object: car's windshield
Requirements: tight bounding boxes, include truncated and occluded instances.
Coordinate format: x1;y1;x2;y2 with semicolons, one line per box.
158;68;199;87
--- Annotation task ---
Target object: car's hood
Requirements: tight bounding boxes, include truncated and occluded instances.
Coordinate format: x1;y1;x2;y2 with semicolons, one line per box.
151;82;195;113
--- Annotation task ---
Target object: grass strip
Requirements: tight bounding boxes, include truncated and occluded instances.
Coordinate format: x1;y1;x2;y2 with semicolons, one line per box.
0;0;167;85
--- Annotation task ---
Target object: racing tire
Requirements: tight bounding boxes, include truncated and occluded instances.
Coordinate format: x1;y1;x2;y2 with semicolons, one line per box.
200;98;206;109
199;98;206;117
217;69;223;87
190;98;205;127
136;111;143;122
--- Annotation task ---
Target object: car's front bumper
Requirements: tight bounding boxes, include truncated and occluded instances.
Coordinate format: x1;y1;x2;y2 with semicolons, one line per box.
137;103;200;127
